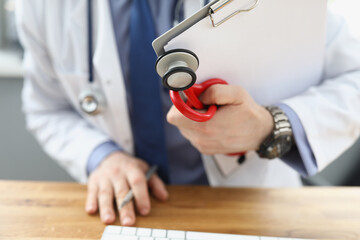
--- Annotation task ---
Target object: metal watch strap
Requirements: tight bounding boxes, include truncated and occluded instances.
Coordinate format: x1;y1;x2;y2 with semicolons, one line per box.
257;106;293;159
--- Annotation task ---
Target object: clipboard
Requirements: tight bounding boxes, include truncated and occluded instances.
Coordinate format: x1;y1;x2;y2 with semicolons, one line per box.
152;0;327;177
152;0;259;56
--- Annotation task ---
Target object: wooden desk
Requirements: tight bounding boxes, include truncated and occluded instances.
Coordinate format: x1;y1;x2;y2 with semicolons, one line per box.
0;181;359;240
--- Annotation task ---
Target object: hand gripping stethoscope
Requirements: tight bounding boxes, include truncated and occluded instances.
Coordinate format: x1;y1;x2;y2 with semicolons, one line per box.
155;48;246;158
155;48;230;122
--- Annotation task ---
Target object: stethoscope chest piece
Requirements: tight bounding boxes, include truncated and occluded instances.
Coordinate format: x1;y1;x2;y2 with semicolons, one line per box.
79;86;105;116
155;49;199;91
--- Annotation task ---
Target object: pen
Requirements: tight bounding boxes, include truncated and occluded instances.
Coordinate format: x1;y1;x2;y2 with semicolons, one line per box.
118;165;158;209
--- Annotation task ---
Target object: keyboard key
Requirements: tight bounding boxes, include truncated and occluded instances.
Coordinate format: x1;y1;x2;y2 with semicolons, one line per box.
104;226;122;234
167;230;185;239
152;229;167;238
279;239;311;240
139;237;154;240
102;235;138;240
137;228;152;236
186;231;260;240
155;238;169;240
121;227;137;235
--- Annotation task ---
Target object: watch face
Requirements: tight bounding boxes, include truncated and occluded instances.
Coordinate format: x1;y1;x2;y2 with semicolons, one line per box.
264;135;293;159
257;106;294;159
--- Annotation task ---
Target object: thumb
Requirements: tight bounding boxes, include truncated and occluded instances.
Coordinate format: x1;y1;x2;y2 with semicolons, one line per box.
200;84;246;106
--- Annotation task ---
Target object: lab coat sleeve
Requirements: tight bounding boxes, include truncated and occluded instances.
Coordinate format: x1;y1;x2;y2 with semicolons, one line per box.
87;141;123;175
281;13;360;172
16;0;111;183
277;103;318;177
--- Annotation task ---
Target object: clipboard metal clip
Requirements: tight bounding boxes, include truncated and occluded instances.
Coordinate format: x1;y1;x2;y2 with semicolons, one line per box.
209;0;260;27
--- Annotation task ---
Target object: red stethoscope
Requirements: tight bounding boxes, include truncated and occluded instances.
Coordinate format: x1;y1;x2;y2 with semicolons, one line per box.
155;49;245;158
169;78;227;122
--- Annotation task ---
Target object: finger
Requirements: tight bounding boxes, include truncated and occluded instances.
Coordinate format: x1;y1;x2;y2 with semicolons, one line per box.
200;84;246;105
126;166;151;216
85;178;98;214
98;179;116;224
113;178;136;226
148;174;169;201
167;105;199;128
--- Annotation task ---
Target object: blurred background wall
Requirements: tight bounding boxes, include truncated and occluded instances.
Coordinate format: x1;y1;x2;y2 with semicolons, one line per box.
0;0;74;181
0;0;359;184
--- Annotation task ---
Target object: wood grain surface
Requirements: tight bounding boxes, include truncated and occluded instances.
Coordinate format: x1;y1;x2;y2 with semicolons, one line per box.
0;180;359;240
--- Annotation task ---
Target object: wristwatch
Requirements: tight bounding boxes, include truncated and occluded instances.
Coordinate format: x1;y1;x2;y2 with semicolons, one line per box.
257;106;293;159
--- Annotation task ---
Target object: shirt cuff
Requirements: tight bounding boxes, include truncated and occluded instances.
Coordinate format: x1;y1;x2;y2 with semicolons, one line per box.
276;103;318;177
87;141;123;175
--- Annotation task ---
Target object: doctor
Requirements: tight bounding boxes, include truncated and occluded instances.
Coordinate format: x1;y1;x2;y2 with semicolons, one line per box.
16;0;360;226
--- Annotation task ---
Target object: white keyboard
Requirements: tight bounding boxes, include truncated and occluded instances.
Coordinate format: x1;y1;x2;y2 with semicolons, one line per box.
101;226;312;240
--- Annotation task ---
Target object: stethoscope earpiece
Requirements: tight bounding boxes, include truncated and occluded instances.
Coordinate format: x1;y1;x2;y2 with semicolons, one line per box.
155;49;199;91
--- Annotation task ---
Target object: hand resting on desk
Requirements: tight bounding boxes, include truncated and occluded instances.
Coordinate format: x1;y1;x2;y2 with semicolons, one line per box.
85;152;168;226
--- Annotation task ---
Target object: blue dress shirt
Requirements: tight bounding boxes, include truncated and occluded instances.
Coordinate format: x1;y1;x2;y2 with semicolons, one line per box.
87;0;318;181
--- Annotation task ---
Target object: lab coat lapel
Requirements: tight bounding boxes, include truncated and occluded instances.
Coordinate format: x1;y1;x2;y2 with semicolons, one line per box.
91;0;134;154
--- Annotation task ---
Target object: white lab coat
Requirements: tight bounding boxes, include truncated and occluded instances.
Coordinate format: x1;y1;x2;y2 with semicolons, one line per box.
16;0;360;186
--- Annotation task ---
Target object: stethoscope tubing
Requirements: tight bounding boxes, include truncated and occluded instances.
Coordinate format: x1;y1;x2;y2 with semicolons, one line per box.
87;0;94;84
